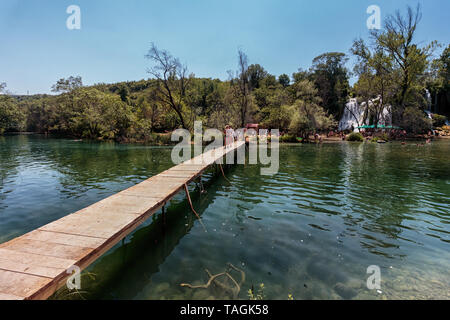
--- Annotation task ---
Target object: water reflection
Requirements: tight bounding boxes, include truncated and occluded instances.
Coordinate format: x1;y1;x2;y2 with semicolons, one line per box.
0;135;449;300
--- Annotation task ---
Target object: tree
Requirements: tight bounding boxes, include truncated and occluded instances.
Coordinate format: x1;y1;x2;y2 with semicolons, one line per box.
401;106;432;133
436;45;450;116
247;64;269;90
292;69;311;83
427;44;450;116
310;52;350;118
0;83;24;133
145;43;192;129
372;4;437;121
258;83;291;129
350;38;396;128
133;88;164;135
288;80;336;139
51;76;83;93
70;88;132;139
200;81;233;129
260;102;291;131
278;74;290;88
0;95;22;133
118;84;130;103
439;45;450;86
146;89;163;132
228;49;255;127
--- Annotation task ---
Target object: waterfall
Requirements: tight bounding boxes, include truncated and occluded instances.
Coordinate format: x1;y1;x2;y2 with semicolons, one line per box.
338;98;392;131
424;89;433;120
424;89;449;125
425;89;432;110
338;98;365;132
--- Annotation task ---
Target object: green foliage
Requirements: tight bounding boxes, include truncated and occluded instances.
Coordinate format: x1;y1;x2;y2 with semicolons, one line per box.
247;64;269;90
292;68;310;83
118;84;130;103
432;114;447;128
347;132;364;142
51;76;82;93
351;38;396;128
401;107;432;133
280;134;297;143
69;88;133;140
287;80;336;138
427;44;450;117
278;74;290;87
310;52;350;118
260;104;292;130
156;133;174;145
0;95;23;133
372;4;438;122
137;132;175;145
248;283;265;300
371;133;389;143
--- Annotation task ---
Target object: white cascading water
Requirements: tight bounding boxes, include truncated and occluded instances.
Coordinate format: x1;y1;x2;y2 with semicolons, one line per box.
338;98;392;132
425;89;433;120
338;98;363;132
425;89;449;126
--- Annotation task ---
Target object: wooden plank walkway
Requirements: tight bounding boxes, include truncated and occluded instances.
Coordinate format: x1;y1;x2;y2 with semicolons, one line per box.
0;141;245;300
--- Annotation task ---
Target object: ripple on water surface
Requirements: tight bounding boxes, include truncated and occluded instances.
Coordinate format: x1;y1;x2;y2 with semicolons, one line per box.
0;135;449;300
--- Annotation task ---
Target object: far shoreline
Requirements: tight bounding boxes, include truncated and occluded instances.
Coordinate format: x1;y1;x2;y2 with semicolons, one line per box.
2;132;449;147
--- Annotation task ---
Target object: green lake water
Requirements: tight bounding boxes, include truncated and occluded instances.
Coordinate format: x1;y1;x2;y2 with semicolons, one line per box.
0;134;449;300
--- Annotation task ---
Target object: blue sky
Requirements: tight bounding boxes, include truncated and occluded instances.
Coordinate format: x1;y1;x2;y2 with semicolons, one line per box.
0;0;448;94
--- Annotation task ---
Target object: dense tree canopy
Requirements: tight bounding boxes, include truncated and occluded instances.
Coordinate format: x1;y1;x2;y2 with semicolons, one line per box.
278;74;290;88
371;4;438;123
350;38;396;128
51;76;83;93
0;94;23;134
310;52;350;119
427;44;450;116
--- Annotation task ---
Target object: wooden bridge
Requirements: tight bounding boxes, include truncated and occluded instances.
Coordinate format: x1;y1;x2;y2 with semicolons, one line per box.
0;141;245;300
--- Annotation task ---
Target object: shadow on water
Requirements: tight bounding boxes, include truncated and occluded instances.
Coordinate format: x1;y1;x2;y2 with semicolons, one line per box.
51;168;230;300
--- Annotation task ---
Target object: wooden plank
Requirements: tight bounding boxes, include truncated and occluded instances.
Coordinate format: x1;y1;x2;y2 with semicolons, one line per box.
0;238;93;261
169;165;208;171
120;190;178;200
120;180;184;199
39;212;139;238
126;179;185;189
0;292;22;300
158;173;197;179
91;194;163;215
0;248;76;270
0;258;64;278
0;270;52;299
22;230;106;249
169;167;206;171
149;175;192;180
